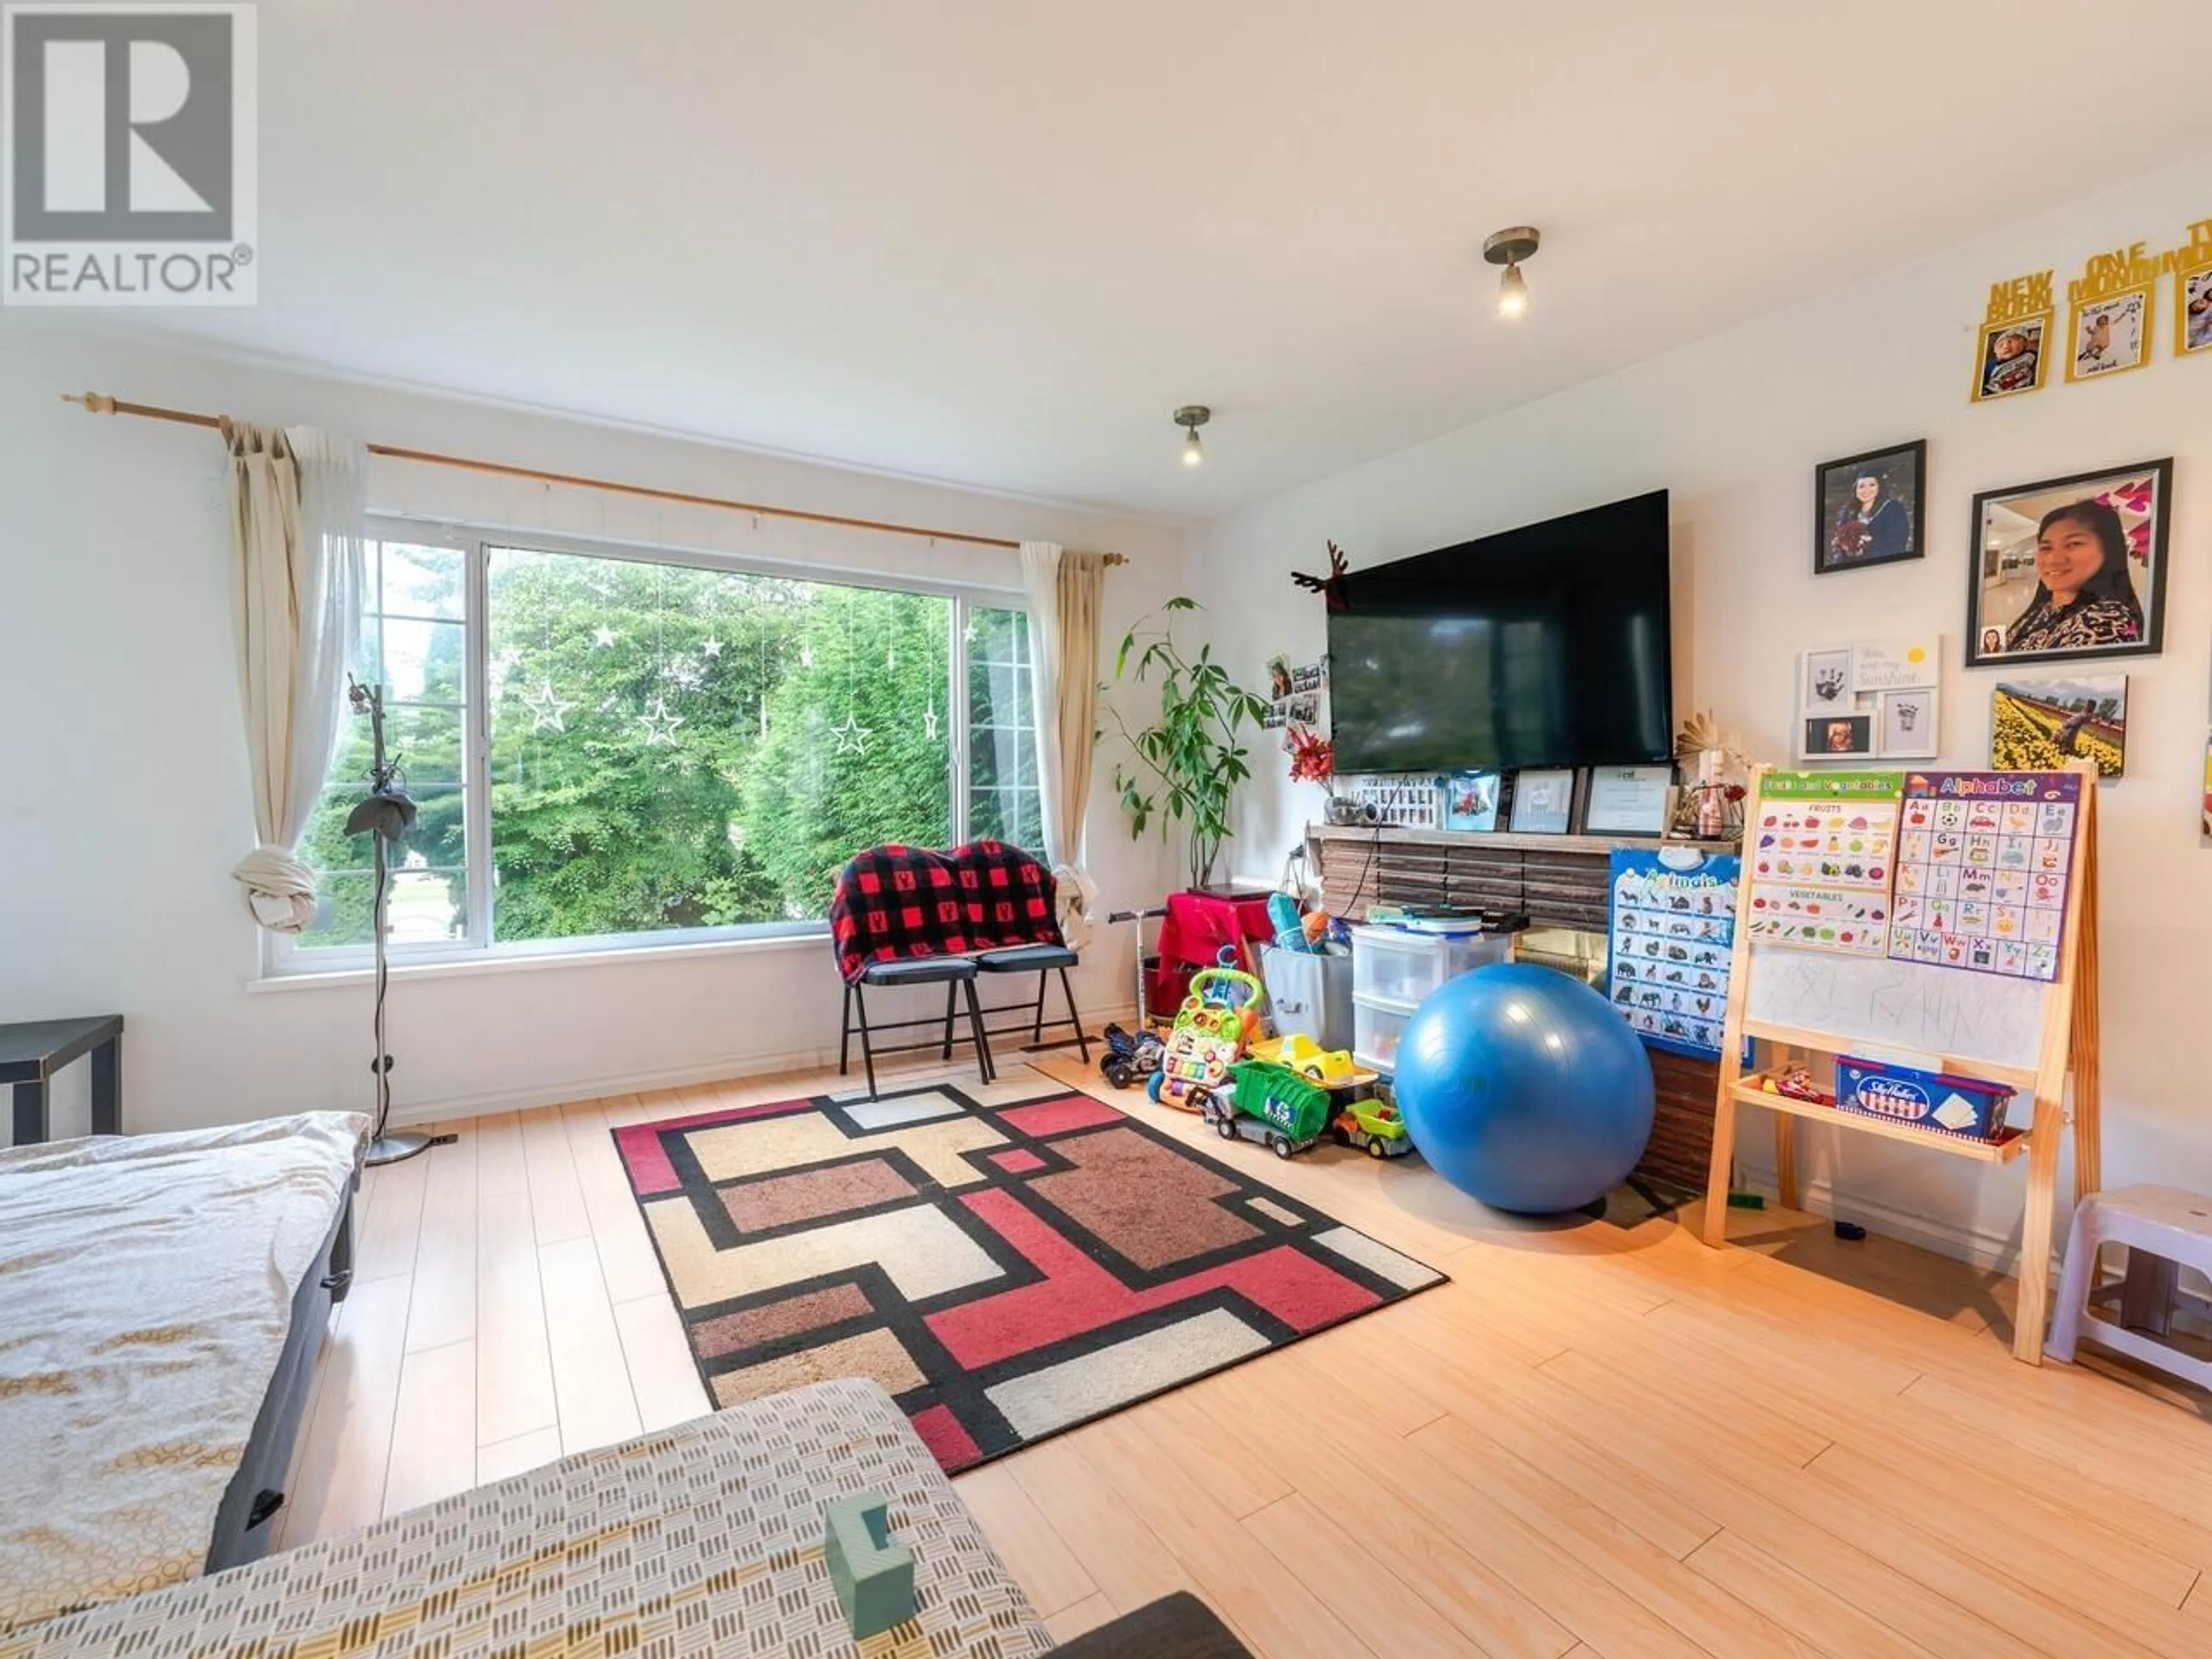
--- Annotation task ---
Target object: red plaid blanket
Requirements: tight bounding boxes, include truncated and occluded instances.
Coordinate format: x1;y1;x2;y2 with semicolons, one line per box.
829;840;1064;984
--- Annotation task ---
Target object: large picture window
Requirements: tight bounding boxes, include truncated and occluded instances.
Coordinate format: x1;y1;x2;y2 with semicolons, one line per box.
286;526;1039;968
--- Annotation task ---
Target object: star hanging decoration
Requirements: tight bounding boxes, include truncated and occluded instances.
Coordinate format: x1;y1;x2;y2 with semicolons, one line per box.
638;695;685;747
518;677;574;734
592;625;620;649
701;637;724;658
922;703;940;741
831;710;871;755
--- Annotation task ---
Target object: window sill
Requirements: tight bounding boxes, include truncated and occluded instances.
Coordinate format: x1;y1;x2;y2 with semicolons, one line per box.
247;928;830;994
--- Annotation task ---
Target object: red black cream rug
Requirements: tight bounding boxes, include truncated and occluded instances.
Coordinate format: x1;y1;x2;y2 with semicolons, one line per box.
615;1069;1445;1472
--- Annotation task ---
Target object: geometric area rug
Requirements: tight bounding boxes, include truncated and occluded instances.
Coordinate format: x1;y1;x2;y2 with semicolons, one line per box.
613;1067;1445;1474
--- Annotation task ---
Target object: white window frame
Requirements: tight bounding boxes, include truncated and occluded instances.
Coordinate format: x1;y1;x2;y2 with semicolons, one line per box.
264;516;1036;977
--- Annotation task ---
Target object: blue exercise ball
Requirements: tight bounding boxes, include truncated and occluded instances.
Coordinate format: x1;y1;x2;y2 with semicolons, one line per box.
1395;963;1654;1215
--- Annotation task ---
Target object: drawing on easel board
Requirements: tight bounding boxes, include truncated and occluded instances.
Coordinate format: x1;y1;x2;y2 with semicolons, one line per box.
1888;770;2081;983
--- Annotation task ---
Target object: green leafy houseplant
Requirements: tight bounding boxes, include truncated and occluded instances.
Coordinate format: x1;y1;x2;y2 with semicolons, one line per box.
1105;598;1271;891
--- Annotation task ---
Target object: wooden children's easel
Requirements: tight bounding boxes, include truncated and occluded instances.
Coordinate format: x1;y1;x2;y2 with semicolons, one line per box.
1702;760;2101;1363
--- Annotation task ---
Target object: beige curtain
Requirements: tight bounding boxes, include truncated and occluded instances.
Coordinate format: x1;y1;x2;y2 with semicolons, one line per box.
228;423;367;932
1020;543;1108;948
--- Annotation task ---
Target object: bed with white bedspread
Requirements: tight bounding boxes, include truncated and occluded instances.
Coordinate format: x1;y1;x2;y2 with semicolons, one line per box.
0;1112;365;1633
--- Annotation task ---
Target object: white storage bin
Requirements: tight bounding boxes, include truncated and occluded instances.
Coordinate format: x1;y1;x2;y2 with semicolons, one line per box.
1260;945;1355;1052
1351;924;1508;1006
1353;991;1416;1074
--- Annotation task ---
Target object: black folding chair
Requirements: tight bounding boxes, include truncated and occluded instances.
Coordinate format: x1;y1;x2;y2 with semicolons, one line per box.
974;942;1090;1060
839;958;996;1101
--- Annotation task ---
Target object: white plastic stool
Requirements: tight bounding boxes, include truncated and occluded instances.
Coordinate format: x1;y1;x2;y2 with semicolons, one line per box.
2047;1185;2212;1387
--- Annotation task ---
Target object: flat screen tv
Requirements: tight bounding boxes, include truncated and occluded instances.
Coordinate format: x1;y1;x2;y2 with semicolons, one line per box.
1327;490;1673;774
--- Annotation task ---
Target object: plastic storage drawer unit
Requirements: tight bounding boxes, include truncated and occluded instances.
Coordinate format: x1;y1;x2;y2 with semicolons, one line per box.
1351;923;1507;1006
1352;991;1416;1074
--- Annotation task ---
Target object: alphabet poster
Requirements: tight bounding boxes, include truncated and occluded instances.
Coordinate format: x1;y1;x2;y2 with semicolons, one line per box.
1608;847;1740;1059
1887;770;2081;982
1745;771;1903;957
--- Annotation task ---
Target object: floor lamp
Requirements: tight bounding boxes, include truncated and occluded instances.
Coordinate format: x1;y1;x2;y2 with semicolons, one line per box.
345;676;430;1167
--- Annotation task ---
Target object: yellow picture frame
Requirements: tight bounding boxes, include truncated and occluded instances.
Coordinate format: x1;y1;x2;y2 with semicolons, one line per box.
2176;255;2212;358
2064;282;2156;383
1971;310;2052;402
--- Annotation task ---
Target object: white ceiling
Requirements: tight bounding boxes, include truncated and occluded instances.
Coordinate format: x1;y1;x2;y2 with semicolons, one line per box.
89;0;2207;518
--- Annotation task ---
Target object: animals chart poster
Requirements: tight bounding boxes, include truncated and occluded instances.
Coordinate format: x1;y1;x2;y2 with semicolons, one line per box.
1608;847;1740;1059
1887;770;2081;982
1746;771;1904;957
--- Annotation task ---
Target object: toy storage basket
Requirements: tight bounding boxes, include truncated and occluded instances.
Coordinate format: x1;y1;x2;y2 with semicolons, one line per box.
1260;946;1354;1052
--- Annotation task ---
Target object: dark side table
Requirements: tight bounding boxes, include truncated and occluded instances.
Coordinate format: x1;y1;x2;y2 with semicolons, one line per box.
1;1015;124;1145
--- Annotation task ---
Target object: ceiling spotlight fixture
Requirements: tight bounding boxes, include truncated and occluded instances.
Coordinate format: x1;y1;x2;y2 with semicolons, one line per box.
1483;226;1541;319
1175;404;1210;468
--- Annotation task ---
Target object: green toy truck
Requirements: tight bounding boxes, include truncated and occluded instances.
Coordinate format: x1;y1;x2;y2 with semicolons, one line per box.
1199;1059;1336;1159
1330;1095;1415;1159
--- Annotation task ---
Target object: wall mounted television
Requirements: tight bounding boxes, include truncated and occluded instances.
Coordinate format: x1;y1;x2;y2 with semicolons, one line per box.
1326;490;1673;775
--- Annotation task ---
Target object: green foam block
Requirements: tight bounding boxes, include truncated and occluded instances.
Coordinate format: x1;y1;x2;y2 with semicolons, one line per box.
824;1491;916;1640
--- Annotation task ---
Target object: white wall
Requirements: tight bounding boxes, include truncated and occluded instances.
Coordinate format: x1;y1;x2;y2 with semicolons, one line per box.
1190;153;2212;1268
0;323;1187;1135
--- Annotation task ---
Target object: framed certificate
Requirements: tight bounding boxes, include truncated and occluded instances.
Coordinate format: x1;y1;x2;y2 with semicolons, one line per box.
1507;768;1576;835
1582;765;1674;836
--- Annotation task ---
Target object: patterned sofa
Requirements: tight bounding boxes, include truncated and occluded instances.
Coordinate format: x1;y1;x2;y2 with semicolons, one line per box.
2;1377;1249;1659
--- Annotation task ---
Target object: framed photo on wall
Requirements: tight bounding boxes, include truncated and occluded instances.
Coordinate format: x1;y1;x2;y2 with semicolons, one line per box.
1964;459;2171;668
1802;714;1874;760
1815;440;1925;574
1801;647;1854;715
2065;287;2154;382
1444;770;1502;832
1794;638;1938;762
2179;257;2212;357
1991;676;2127;779
1971;312;2051;402
1507;768;1575;835
1877;687;1937;759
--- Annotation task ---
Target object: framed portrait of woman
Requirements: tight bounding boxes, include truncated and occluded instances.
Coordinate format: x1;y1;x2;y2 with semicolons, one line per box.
1815;440;1926;574
1964;459;2172;669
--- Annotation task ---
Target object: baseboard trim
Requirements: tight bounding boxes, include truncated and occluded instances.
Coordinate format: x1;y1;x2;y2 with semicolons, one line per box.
381;1001;1137;1127
1733;1159;2062;1278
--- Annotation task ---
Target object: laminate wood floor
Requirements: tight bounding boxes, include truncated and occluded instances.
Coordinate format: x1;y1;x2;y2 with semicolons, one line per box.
281;1052;2212;1657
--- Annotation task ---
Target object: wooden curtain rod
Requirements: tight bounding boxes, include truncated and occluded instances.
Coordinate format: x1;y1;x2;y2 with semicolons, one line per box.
60;391;1127;563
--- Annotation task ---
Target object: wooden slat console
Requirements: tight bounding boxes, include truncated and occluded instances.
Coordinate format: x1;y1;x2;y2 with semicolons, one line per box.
1308;824;1735;1190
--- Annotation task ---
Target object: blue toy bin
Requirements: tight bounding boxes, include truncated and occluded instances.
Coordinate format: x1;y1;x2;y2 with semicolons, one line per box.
1835;1056;2014;1143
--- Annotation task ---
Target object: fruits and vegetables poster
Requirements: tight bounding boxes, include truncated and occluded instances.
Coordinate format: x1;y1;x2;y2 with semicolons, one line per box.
1887;771;2080;983
1747;772;1903;957
1608;847;1740;1059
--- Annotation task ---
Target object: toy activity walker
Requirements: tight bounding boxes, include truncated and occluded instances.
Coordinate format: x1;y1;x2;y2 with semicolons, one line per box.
1147;950;1266;1112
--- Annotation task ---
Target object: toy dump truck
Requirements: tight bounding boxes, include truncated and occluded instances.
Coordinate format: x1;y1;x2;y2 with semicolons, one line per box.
1245;1032;1376;1090
1331;1095;1414;1159
1199;1059;1336;1159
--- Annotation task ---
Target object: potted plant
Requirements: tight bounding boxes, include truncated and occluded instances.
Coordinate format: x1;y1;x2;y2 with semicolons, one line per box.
1105;599;1270;891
